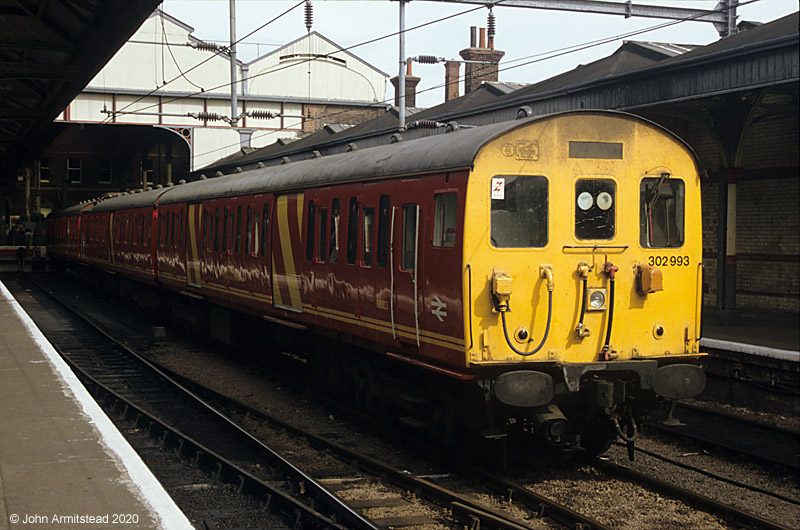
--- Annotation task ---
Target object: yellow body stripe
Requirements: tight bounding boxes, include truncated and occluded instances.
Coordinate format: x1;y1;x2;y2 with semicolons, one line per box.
276;195;302;310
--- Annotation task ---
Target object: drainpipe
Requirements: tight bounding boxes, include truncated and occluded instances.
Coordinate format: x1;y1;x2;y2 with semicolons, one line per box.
398;0;406;131
229;0;239;128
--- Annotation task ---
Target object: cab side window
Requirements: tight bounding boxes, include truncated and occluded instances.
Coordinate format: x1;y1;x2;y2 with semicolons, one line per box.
433;193;457;247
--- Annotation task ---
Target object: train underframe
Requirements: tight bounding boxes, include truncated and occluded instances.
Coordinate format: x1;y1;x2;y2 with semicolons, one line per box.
56;262;705;463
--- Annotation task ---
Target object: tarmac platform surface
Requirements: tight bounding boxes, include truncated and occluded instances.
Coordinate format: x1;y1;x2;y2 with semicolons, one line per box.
0;280;192;530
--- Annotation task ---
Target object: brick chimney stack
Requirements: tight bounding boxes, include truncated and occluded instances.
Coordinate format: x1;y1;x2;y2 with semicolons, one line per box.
444;61;460;102
390;62;421;108
459;25;504;95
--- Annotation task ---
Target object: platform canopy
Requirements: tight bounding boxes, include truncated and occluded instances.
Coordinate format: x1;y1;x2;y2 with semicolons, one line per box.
0;0;161;176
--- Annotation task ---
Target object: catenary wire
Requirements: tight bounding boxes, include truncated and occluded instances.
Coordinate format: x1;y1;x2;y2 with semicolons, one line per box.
187;0;755;162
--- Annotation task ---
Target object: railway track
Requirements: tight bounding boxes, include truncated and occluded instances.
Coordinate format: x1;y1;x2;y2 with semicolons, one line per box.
12;272;798;530
11;275;614;530
648;401;799;473
597;453;797;530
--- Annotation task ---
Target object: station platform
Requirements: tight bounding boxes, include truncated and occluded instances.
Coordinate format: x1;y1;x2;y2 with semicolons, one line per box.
701;308;799;362
0;280;193;530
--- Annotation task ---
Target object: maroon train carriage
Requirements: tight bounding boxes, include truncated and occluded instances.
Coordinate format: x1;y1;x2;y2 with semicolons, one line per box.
48;111;707;457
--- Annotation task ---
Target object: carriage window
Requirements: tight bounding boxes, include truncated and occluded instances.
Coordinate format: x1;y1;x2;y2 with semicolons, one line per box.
229;209;236;254
401;205;418;271
641;176;685;248
202;212;208;250
260;204;270;256
318;208;328;263
490;175;548;248
376;195;390;268
235;206;243;254
329;199;340;263
575;178;615;240
179;210;185;248
245;206;253;255
346;197;359;265
433;193;457;247
362;207;374;267
214;208;220;252
253;210;260;256
222;208;229;252
306;201;316;260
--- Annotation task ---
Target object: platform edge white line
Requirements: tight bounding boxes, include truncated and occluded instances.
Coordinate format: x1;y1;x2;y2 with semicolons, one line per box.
0;280;193;530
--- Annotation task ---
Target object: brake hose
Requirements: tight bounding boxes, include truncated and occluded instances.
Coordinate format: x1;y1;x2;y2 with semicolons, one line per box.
501;290;553;357
576;276;588;337
601;263;618;360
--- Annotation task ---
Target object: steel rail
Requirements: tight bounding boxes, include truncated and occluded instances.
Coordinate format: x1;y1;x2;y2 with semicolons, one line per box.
676;402;800;439
24;278;379;530
646;421;799;474
595;459;796;530
26;277;570;530
67;360;350;530
615;442;800;506
149;362;614;530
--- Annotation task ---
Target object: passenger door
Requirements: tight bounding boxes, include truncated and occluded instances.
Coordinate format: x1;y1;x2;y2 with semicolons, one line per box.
271;193;304;313
393;202;421;347
185;202;203;288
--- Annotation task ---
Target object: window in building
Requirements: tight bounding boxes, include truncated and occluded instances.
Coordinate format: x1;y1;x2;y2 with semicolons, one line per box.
306;201;316;260
67;157;81;183
318;208;328;263
40;157;50;183
143;159;154;186
575;178;616;240
329;199;340;263
98;158;112;183
401;204;418;271
490;175;548;248
346;197;359;265
362;206;374;267
433;193;458;247
640;176;685;248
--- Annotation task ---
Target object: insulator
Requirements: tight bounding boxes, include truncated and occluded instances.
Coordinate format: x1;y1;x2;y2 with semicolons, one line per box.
195;112;221;121
487;10;496;41
305;1;313;32
416;55;439;64
248;110;276;120
194;40;221;52
414;120;441;129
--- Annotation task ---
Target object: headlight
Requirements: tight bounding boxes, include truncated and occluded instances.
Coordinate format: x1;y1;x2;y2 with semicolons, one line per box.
588;288;607;311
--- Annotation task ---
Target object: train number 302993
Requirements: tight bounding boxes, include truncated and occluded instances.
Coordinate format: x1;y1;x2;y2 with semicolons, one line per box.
648;255;690;267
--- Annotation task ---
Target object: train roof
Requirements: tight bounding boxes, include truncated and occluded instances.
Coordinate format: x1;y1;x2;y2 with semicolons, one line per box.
86;110;692;212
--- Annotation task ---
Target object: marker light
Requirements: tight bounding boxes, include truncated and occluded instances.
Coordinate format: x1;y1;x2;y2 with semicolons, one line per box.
588;288;607;311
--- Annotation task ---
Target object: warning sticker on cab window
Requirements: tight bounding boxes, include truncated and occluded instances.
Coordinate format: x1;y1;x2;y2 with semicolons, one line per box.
491;177;505;200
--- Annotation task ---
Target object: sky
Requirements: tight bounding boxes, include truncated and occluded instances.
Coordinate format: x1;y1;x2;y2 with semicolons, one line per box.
159;0;797;108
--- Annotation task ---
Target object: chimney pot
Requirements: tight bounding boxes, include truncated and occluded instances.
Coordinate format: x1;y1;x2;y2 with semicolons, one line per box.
479;27;486;48
470;26;477;47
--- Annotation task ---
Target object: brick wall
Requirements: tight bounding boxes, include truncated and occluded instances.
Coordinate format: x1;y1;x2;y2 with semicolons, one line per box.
303;104;387;134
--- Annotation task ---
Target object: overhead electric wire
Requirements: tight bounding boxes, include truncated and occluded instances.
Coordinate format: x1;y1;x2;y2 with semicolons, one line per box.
111;0;493;123
104;1;306;123
188;0;754;163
